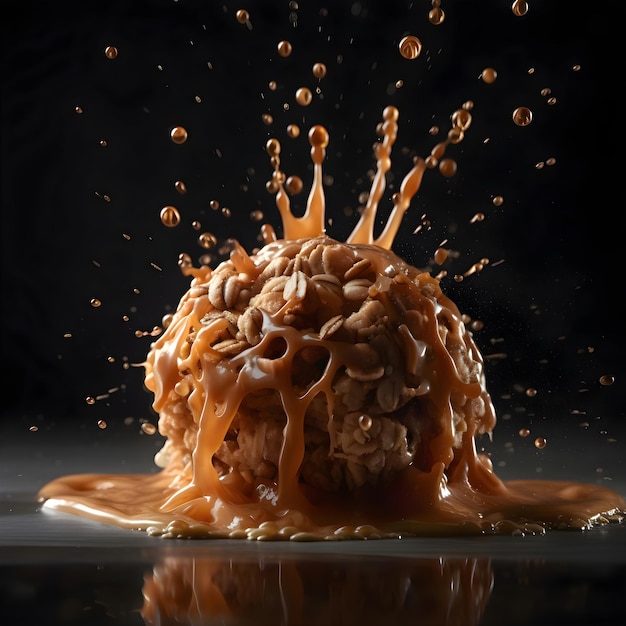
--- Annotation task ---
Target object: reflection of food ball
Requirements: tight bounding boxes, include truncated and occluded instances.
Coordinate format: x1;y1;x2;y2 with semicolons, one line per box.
145;234;496;499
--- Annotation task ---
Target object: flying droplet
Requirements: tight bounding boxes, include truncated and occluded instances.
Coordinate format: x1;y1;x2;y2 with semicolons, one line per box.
97;420;108;430
104;46;118;59
451;108;472;131
511;0;529;17
492;195;504;206
174;180;187;194
512;107;533;126
235;9;250;24
312;63;327;79
170;126;188;144
198;232;218;249
534;437;547;449
600;375;615;386
480;68;497;84
438;158;457;177
428;7;445;25
141;422;157;435
287;124;300;138
90;298;102;308
295;87;313;106
399;35;422;60
277;40;293;57
160;206;181;228
286;175;304;195
519;428;531;438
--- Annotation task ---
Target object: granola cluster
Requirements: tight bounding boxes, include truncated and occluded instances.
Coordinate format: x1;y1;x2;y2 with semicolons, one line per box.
147;235;494;494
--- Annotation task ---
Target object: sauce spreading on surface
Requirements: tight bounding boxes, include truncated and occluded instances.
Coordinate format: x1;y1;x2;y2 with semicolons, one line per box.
39;105;625;540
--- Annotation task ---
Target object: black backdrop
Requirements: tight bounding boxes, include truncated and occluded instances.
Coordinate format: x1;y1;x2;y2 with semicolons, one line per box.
1;1;624;478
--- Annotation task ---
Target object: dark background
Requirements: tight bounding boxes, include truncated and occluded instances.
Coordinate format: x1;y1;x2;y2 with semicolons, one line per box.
1;1;624;481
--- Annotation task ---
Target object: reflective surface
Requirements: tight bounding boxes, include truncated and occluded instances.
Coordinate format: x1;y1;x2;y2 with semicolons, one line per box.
2;425;625;626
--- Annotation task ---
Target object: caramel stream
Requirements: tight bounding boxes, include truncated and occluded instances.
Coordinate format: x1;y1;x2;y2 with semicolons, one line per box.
39;106;625;540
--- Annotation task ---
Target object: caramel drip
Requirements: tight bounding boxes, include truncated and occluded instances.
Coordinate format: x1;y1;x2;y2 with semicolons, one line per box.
267;105;466;249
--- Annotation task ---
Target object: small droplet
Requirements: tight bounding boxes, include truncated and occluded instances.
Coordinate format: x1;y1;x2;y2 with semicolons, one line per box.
295;87;312;106
75;106;83;114
438;158;457;177
434;247;448;265
86;396;96;405
480;68;497;84
262;113;273;125
287;124;300;138
235;9;250;24
534;437;547;449
29;425;39;432
286;175;303;195
160;206;181;227
268;80;277;91
358;414;372;431
250;210;264;222
90;298;102;308
600;375;615;386
519;428;531;438
470;212;485;223
198;232;218;249
97;420;107;430
104;46;118;59
399;35;422;60
174;180;187;194
492;195;504;207
141;422;157;435
451;108;472;131
512;0;529;17
277;40;293;57
525;387;537;397
512;106;533;126
312;62;327;79
170;126;188;144
428;7;445;25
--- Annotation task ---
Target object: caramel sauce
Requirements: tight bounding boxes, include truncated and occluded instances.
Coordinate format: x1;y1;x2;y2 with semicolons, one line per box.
39;107;625;540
